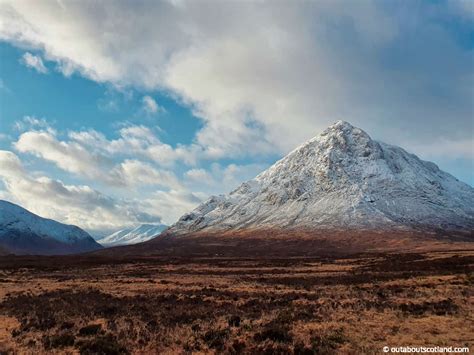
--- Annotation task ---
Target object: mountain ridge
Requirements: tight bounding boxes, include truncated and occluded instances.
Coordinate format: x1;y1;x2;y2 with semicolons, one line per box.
0;200;103;255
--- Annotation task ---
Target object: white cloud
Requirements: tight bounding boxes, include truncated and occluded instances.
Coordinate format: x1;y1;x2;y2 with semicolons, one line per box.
14;129;181;189
143;189;204;225
185;168;213;184
184;162;268;195
142;95;165;115
15;130;116;182
0;150;24;178
0;150;164;233
1;1;471;161
20;52;48;73
68;125;202;166
13;115;54;132
119;159;181;189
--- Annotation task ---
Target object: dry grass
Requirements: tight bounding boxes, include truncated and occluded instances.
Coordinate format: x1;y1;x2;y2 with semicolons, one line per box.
0;251;472;354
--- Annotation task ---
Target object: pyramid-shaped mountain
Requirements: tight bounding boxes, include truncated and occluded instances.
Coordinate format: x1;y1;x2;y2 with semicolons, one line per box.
167;121;474;237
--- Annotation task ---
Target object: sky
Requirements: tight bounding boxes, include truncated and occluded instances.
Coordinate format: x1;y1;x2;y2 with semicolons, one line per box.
0;0;473;237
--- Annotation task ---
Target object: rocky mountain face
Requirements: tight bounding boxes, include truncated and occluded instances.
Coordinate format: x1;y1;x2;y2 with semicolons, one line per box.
167;121;474;237
0;200;102;255
98;223;167;246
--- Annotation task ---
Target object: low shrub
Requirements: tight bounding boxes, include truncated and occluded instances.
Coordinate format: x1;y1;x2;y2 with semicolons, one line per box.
79;324;102;336
43;333;75;349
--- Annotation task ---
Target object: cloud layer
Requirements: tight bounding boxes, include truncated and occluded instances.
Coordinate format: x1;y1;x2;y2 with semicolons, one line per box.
1;0;472;160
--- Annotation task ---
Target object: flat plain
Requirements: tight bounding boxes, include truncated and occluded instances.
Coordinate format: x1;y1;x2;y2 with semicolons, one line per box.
0;250;472;354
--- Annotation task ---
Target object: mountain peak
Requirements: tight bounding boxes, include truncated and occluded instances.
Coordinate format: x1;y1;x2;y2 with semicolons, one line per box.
318;121;367;141
168;121;474;235
326;120;355;131
321;120;370;140
294;121;381;169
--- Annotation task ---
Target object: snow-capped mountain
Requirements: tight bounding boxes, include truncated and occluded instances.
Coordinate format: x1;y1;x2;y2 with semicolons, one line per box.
167;121;474;236
0;200;102;255
98;223;167;246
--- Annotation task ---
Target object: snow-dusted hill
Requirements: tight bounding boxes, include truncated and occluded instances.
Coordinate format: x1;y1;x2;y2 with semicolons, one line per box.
168;121;474;236
98;224;167;246
0;200;102;255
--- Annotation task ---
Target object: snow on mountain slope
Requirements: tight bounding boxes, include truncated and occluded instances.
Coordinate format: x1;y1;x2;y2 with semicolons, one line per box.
0;200;102;254
98;224;167;246
168;121;474;235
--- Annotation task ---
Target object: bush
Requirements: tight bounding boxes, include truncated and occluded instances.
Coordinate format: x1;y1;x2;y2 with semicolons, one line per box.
228;315;241;327
79;324;102;336
43;333;75;349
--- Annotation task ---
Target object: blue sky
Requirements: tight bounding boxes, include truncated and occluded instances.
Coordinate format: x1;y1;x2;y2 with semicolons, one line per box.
0;0;472;235
0;44;201;149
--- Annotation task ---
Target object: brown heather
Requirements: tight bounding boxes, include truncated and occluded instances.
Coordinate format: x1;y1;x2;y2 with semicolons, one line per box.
0;248;472;354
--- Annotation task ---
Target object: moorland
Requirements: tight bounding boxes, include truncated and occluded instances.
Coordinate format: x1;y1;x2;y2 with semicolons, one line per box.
0;249;472;354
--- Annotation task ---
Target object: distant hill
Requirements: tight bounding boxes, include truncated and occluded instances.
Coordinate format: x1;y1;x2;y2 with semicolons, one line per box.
98;224;167;246
0;200;102;255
